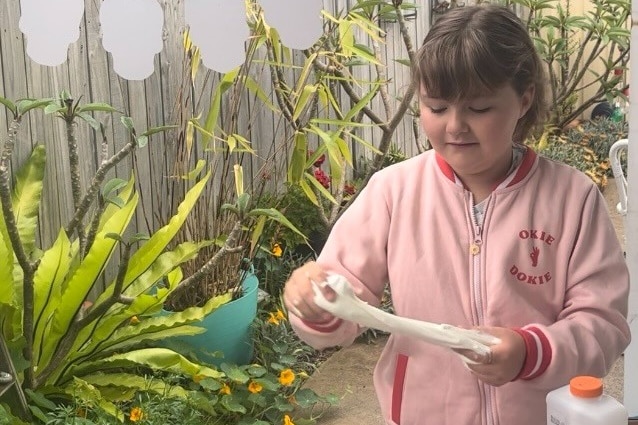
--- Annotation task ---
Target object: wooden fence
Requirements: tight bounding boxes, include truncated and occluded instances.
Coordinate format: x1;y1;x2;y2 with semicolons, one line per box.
0;0;436;253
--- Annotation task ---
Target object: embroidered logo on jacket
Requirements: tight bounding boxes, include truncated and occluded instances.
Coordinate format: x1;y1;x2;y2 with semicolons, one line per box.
510;229;555;285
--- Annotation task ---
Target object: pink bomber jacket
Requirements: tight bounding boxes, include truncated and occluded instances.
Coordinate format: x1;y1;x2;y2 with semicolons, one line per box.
289;147;630;425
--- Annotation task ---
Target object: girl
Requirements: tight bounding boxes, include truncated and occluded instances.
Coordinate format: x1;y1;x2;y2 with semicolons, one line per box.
283;5;630;425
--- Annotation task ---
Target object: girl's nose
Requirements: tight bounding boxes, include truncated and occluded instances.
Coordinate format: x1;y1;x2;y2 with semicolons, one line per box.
446;109;469;136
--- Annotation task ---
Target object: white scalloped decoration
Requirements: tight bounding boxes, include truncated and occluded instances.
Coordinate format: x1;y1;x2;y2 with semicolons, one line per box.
260;0;323;50
185;0;250;74
19;0;85;67
99;0;164;81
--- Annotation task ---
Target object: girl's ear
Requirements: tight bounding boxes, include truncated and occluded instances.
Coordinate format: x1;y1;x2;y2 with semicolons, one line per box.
519;85;535;119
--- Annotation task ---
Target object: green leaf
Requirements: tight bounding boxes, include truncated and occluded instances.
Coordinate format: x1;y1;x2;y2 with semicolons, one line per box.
140;125;178;137
97;172;209;303
76;111;102;131
294;388;321;408
0;227;14;306
120;116;135;133
292;84;318;122
181;160;207;180
16;98;54;115
0;96;17;115
248;208;306;240
299;178;319;206
78;103;121;113
38;192;138;373
220;394;247;413
32;229;72;365
102;178;128;197
287;131;307;184
43;103;65;115
204;68;240;142
220;363;250;383
136;135;148;148
304;172;337;205
12;144;46;257
82;348;224;379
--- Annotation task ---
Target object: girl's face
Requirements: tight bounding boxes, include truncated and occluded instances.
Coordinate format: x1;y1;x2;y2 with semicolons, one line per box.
419;84;533;186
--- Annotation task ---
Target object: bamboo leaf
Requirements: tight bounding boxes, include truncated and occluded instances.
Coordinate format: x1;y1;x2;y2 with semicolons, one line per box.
304;172;337;205
287;131;307;184
292;84;318;122
299;178;319;206
181;160;207;180
140;125;178;137
248;208;306;240
250;215;267;255
203;68;240;143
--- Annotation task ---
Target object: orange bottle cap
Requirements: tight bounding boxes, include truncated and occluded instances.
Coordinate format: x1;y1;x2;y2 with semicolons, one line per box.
570;376;603;398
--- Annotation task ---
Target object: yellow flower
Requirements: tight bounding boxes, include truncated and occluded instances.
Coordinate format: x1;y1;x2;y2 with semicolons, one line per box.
271;243;283;257
220;383;231;395
129;316;140;325
267;312;281;325
193;374;205;384
278;369;295;386
283;414;295;425
248;380;263;394
268;309;287;325
129;407;144;422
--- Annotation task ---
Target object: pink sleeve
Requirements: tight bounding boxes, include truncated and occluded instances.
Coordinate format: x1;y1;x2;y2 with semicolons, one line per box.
289;173;391;349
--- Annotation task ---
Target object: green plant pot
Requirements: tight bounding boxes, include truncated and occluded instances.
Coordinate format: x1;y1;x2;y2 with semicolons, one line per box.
163;271;259;367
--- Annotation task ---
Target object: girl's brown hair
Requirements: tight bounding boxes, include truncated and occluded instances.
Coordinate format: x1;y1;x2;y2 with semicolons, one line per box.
412;5;548;143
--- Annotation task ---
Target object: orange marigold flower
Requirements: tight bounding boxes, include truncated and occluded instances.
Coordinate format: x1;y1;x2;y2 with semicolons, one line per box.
220;383;231;395
129;407;144;422
271;243;283;257
275;309;286;321
283;414;295;425
129;316;140;325
248;380;263;394
278;369;295;386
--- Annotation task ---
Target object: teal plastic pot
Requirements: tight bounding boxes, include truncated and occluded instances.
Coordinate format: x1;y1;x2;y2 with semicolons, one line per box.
163;271;259;367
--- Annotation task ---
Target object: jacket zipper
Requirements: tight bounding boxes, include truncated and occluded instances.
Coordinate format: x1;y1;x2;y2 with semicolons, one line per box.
467;193;495;425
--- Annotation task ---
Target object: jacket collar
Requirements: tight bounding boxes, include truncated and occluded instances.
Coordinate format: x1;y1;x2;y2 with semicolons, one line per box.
435;146;537;191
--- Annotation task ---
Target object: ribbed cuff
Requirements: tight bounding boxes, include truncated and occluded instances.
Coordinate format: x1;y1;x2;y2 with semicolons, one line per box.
512;326;552;380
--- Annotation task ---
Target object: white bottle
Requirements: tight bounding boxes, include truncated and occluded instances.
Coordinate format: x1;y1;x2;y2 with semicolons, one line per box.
546;376;628;425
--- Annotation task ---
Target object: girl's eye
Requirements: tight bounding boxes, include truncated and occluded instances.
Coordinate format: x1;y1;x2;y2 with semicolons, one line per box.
470;107;491;113
429;107;446;114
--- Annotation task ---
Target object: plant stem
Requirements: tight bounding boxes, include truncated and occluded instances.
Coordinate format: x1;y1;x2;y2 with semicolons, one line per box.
65;134;136;237
64;100;87;254
171;220;244;298
0;117;36;388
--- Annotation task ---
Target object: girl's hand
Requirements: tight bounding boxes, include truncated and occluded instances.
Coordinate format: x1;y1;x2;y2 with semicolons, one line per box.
283;261;337;324
455;327;526;386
